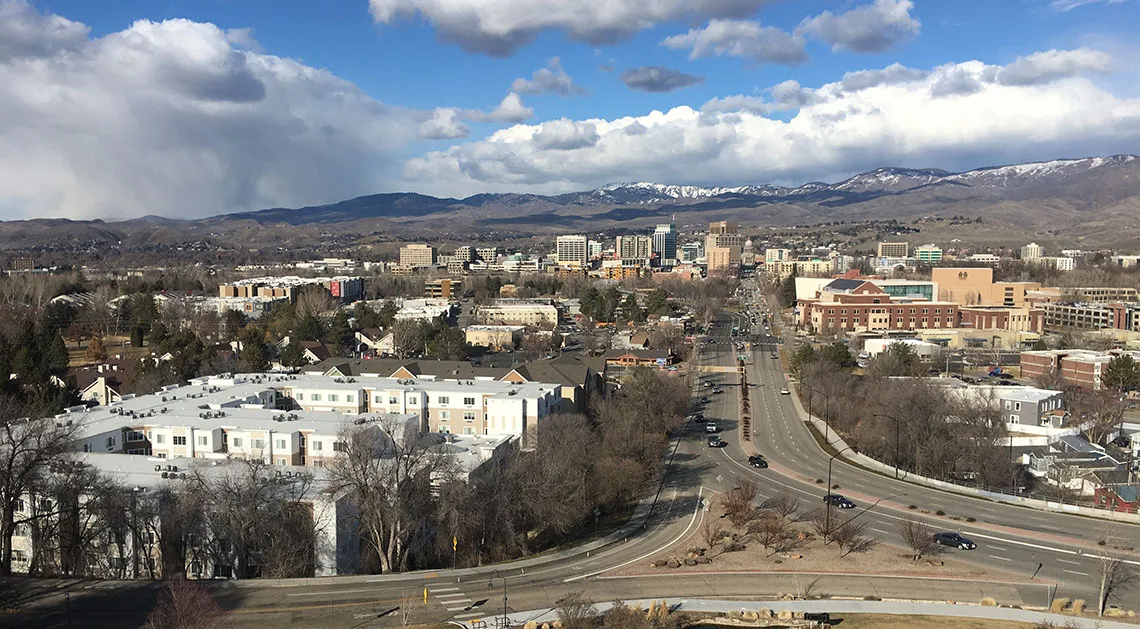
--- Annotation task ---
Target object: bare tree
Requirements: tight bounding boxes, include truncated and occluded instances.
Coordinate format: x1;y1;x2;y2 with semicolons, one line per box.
294;285;336;320
1098;552;1140;616
748;515;799;557
808;509;837;544
900;518;940;560
832;520;876;557
392;320;425;359
556;592;597;629
328;417;460;573
700;520;725;551
721;480;759;527
0;412;79;575
142;580;225;629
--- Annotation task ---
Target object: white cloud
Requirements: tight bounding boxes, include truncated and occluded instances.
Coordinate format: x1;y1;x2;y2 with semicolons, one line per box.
368;0;774;55
839;62;928;91
401;52;1140;197
420;108;470;139
532;119;600;150
620;66;705;93
475;92;534;123
799;0;920;53
511;57;583;96
0;0;430;220
1049;0;1125;11
662;19;807;65
995;48;1112;86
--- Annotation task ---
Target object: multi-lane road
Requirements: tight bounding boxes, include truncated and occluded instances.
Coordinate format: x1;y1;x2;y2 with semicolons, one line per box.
17;307;1140;628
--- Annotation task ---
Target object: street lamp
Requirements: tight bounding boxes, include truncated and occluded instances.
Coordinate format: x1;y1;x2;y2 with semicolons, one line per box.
488;570;509;629
825;445;853;544
874;414;903;479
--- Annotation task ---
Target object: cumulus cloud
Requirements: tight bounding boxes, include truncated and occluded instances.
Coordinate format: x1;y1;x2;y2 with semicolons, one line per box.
368;0;773;56
799;0;920;53
0;0;443;220
420;108;470;139
477;92;534;123
620;66;705;93
840;62;928;91
400;52;1140;197
662;19;807;65
995;48;1112;86
511;57;583;96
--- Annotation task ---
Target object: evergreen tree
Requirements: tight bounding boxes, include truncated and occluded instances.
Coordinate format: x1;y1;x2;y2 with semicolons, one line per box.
278;343;308;369
644;289;670;315
1102;355;1140;392
779;269;798;308
295;314;326;342
377;301;399;329
619;294;641;323
238;325;269;372
85;336;109;363
327;311;355;356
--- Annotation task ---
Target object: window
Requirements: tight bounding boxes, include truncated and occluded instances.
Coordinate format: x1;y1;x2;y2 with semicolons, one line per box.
198;436;208;446
1015;402;1021;411
389;397;398;405
439;425;450;434
312;393;322;401
375;395;383;404
155;434;165;445
251;439;265;449
275;439;286;450
190;561;202;576
313;459;325;468
408;397;417;405
313;441;323;451
276;458;287;466
333;441;346;453
464;427;475;435
438;396;449;405
173;436;187;446
439;410;450;420
232;437;243;448
127;430;145;442
328;394;339;402
296;393;303;400
106;436;117;448
464;397;476;406
463;411;476;423
156;452;167;459
346;394;354;402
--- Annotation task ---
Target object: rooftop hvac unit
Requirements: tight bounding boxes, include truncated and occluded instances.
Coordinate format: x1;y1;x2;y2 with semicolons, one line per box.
154;465;162;472
161;471;169;479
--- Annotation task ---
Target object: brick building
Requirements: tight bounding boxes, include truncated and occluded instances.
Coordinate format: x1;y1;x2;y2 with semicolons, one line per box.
1020;349;1140;391
797;279;959;333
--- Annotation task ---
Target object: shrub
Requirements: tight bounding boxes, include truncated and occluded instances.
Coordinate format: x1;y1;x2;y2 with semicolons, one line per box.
936;510;946;516
908;505;917;510
980;597;997;607
1049;597;1069;613
966;517;976;522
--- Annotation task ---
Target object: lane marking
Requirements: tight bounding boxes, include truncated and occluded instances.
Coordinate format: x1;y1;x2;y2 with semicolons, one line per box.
988;554;1012;562
1057;559;1082;566
1064;569;1090;577
870;528;892;536
565;487;705;582
429;587;460;592
287;589;378;597
447;606;471;611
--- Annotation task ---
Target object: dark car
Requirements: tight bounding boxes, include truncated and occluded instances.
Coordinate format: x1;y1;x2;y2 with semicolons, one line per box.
707;436;726;448
770;353;777;359
747;455;768;468
934;532;977;550
701;397;711;404
823;494;855;509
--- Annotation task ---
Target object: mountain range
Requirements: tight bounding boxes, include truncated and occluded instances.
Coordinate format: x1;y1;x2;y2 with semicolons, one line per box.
2;155;1139;252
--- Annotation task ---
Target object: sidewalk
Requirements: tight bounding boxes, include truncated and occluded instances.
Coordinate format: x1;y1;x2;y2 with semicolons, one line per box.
471;598;1134;629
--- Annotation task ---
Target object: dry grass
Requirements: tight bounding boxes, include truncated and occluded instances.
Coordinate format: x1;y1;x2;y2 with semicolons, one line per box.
833;615;1037;629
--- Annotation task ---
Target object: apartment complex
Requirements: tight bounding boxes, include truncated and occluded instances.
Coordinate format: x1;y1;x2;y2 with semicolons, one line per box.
958;305;1045;333
796;279;959;333
1021;242;1043;260
931;267;1040;307
556;235;588;267
877;242;910;258
1021;350;1140;391
465;325;525;350
218;276;364;304
768;254;840;279
399;244;437;269
1028;287;1140;304
475;299;560;327
424;278;462;300
615;235;653;261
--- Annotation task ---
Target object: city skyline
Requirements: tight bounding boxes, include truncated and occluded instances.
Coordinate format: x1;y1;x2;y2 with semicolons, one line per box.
1;0;1139;221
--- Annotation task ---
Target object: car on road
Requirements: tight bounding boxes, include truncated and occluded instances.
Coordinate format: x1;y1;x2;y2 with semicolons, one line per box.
770;353;778;359
747;455;768;468
706;421;718;433
693;412;704;421
712;387;723;394
933;532;977;550
701;397;711;404
823;494;856;509
780;388;790;395
707;436;726;448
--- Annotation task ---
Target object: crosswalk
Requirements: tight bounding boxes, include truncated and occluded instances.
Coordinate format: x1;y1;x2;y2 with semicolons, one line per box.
428;585;485;620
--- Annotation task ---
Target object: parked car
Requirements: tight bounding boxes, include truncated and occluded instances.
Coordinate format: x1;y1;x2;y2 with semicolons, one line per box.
780;388;791;395
701;397;711;404
933;532;976;550
747;455;768;468
823;494;856;509
707;436;726;448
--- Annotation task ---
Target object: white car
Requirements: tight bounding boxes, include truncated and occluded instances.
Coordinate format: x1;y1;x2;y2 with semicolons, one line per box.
780;388;791;395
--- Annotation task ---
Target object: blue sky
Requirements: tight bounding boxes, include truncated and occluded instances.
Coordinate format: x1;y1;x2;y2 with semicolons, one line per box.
1;0;1139;219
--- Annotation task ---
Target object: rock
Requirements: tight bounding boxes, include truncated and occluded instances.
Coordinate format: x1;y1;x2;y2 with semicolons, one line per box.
523;622;537;629
684;558;697;566
777;610;794;620
728;610;743;619
758;608;773;619
773;559;783;564
651;559;668;568
667;559;681;569
695;556;711;564
742;611;758;621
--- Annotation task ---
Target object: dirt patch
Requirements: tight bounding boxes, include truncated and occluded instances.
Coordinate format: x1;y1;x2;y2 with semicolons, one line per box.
828;614;1036;628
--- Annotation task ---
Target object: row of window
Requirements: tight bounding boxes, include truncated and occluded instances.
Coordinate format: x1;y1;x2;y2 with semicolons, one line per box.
296;392;355;403
824;307;951;315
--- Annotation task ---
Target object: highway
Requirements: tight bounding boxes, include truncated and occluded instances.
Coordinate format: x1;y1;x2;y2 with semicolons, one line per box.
707;292;1140;609
15;306;1140;628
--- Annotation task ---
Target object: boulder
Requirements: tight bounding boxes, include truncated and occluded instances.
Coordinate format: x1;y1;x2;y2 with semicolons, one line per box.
683;558;697;566
758;608;773;619
777;610;794;620
742;611;759;621
667;559;681;569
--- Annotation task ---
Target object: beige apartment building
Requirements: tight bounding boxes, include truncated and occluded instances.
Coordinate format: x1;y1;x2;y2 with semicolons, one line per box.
400;243;437;269
476;299;560;327
877;242;910;258
465;325;525;350
556;235;588;267
931;267;1041;307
